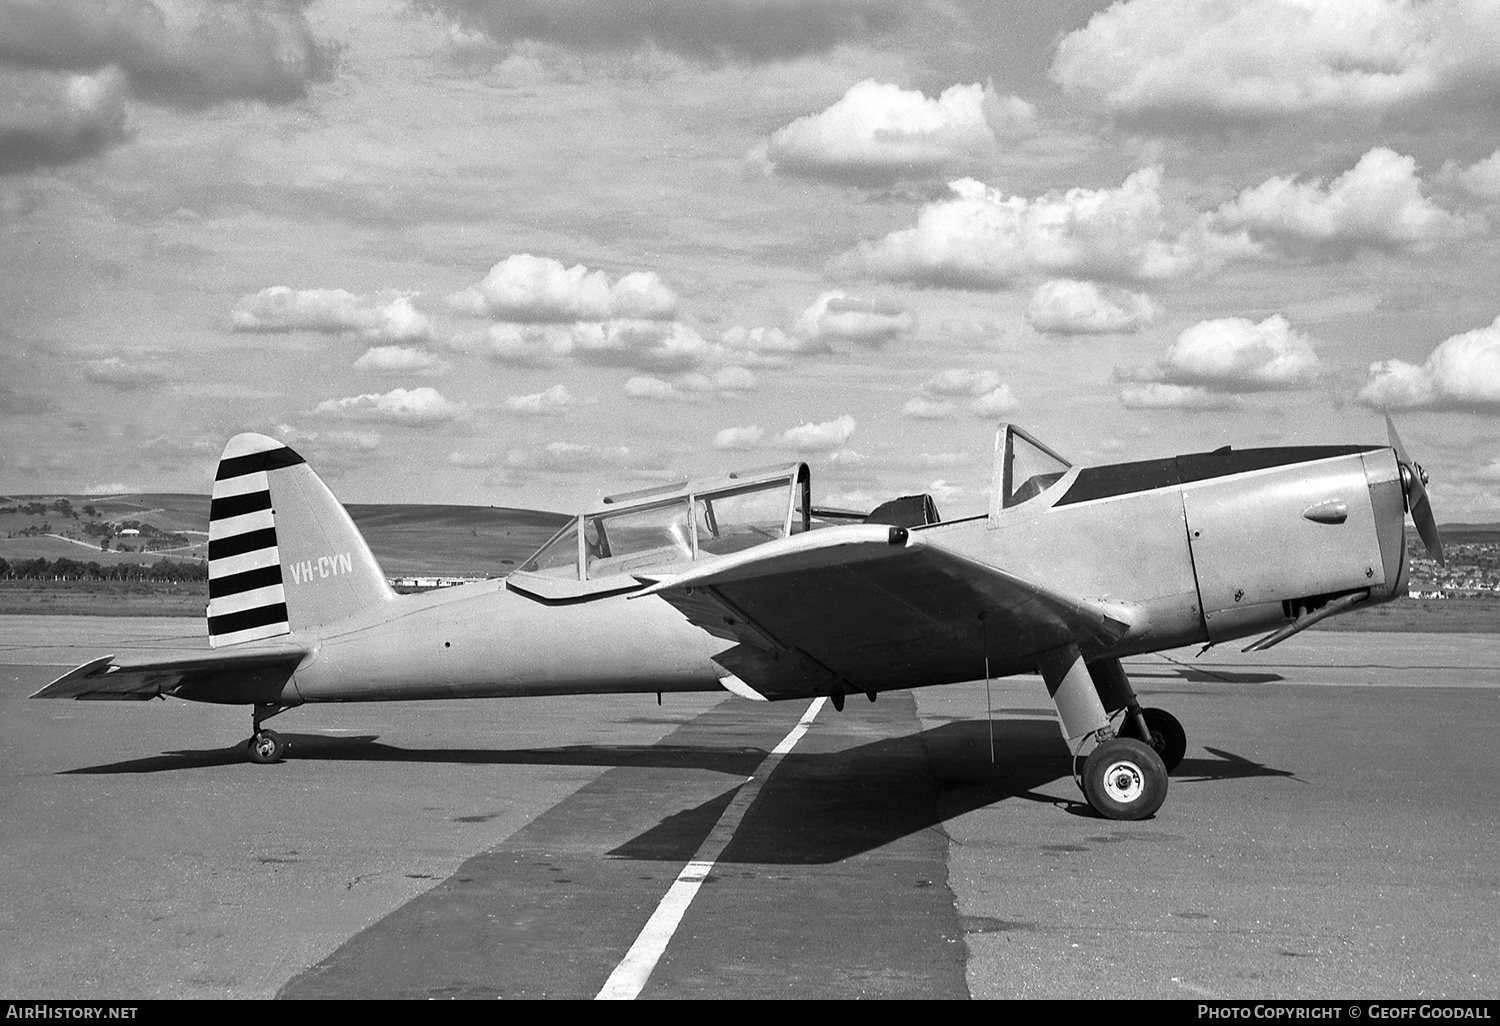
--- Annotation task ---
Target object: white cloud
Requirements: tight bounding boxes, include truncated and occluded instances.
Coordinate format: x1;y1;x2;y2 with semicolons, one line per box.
834;170;1257;288
921;368;1002;397
627;368;757;400
1132;315;1321;392
232;288;434;342
1051;0;1500;123
794;291;916;348
1358;315;1500;411
450;254;677;323
751;79;1033;184
81;482;142;495
1452;150;1500;201
504;384;583;416
713;425;765;450
0;67;130;173
1118;315;1321;395
420;0;905;64
1026;279;1157;334
780;414;857;451
0;0;336;109
1215;148;1475;250
971;385;1019;418
314;387;466;426
901;396;956;419
273;425;383;451
506;441;633;474
447;450;499;469
1118;383;1238;410
354;346;448;375
903;369;1016;419
82;356;171;391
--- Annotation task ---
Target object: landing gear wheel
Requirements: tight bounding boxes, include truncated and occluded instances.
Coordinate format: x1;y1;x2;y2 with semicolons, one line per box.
1140;707;1186;772
247;729;286;764
1081;737;1168;820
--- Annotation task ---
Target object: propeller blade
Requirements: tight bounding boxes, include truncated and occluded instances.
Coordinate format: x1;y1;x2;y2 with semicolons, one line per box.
1385;414;1444;564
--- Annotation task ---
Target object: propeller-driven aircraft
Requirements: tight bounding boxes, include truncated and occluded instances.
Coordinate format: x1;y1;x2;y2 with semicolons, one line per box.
32;417;1443;820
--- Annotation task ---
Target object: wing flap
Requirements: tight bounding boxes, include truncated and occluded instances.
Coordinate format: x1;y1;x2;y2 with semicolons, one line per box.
31;643;310;703
644;525;1134;699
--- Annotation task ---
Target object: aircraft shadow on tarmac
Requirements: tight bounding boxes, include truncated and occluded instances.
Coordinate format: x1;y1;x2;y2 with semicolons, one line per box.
604;720;1298;866
61;733;767;777
61;721;1295;864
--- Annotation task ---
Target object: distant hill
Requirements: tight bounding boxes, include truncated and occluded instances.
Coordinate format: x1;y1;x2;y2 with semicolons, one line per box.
1;493;570;579
1434;523;1500;544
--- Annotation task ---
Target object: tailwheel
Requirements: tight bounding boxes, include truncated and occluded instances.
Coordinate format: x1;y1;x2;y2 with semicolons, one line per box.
247;729;286;764
1139;707;1186;772
1081;737;1168;820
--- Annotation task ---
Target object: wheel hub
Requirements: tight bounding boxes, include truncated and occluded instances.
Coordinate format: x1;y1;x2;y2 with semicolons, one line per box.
1102;760;1145;803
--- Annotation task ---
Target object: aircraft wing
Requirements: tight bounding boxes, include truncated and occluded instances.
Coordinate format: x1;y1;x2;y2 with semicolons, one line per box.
639;525;1134;701
30;643;309;703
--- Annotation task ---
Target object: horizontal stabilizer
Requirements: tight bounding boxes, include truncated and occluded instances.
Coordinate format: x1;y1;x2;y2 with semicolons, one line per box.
31;643;309;703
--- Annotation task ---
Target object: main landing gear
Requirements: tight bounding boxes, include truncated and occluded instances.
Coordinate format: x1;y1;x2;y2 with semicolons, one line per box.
1037;647;1185;820
246;702;290;764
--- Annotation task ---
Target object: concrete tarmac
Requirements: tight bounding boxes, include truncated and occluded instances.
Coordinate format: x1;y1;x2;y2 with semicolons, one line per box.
2;616;1497;999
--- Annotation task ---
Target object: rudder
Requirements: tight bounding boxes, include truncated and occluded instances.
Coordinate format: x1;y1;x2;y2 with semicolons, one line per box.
208;433;393;647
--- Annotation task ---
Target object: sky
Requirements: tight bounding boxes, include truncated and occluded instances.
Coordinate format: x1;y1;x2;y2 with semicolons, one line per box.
6;0;1500;522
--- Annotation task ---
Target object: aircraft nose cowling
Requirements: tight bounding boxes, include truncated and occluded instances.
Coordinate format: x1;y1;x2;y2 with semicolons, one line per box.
1365;448;1409;603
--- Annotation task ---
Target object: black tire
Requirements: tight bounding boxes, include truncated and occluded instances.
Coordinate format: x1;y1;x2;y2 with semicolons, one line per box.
247;729;285;764
1141;707;1187;772
1082;737;1168;820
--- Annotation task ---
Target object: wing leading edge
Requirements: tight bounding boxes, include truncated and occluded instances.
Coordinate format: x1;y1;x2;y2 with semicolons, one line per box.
640;524;1134;701
30;643;309;704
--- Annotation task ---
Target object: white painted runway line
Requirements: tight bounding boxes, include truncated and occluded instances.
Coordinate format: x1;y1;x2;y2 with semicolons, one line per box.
595;697;827;1001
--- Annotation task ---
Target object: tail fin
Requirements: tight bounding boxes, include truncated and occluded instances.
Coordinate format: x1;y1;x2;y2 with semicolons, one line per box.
208;433;393;647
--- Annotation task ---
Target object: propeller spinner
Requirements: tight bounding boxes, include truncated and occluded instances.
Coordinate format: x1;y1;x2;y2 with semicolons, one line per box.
1385;414;1445;565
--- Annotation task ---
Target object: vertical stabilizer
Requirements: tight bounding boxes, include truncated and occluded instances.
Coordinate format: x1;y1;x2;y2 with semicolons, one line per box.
208;434;393;648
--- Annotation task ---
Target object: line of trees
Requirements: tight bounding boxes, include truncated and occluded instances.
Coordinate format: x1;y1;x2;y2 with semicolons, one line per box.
0;557;208;582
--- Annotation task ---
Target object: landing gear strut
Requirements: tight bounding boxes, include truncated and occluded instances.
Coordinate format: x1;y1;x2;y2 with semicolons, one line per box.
1037;648;1183;819
246;703;290;764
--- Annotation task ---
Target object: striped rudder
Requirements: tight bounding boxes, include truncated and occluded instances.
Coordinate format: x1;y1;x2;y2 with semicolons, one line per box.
208;435;300;647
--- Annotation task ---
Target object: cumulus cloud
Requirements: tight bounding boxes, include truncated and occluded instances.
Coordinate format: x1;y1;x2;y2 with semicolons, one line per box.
1118;383;1238;410
503;384;583;416
506;441;633;474
1358;315;1500;411
780;414;856;451
0;68;129;174
794;290;916;348
81;355;171;390
902;368;1017;419
419;0;904;64
273;424;383;451
1453;150;1500;201
1026;279;1157;334
625;367;756;400
833;170;1257;288
1117;315;1322;395
353;346;448;375
232;288;434;343
0;0;338;110
450;254;677;323
713;425;765;450
1215;148;1476;251
751;79;1033;185
314;387;466;426
1051;0;1500;124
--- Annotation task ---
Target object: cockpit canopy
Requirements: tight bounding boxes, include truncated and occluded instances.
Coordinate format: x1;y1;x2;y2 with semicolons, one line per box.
995;423;1072;510
509;463;812;599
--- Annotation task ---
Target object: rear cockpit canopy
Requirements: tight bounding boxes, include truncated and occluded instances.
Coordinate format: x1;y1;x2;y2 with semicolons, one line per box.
509;463;811;599
995;423;1072;511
